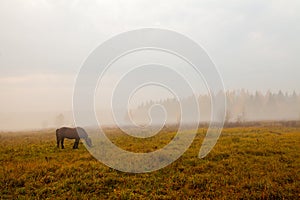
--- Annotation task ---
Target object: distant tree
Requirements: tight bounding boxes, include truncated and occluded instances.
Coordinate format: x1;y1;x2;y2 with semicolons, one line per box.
292;91;298;103
42;121;48;129
236;106;246;123
225;109;232;124
55;113;65;127
277;90;285;102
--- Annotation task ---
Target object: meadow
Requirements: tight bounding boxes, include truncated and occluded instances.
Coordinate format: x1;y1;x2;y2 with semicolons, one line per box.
0;124;299;199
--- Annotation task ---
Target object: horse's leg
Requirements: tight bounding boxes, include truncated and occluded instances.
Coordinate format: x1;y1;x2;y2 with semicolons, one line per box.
76;139;80;149
73;138;79;149
57;138;60;148
61;138;65;149
56;129;60;148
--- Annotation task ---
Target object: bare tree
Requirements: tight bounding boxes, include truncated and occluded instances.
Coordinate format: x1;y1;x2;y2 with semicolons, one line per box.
225;109;231;124
55;113;65;127
42;121;48;129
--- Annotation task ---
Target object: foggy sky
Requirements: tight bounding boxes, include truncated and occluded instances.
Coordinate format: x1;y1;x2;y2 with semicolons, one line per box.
0;0;300;130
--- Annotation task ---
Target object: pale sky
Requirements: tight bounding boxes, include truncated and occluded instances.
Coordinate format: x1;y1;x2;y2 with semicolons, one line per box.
0;0;299;129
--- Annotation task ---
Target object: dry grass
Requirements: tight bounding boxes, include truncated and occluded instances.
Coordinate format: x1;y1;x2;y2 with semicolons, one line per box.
0;126;299;199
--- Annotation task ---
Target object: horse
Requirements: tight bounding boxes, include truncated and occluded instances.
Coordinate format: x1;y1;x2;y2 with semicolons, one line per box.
56;127;92;149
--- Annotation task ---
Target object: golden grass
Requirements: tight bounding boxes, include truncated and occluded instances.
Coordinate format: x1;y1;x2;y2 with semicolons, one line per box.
0;126;299;199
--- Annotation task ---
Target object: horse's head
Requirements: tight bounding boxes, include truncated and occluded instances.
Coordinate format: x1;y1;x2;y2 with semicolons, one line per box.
85;137;92;147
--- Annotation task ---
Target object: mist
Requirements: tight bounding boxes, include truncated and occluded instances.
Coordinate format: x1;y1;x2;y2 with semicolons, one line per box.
0;0;300;131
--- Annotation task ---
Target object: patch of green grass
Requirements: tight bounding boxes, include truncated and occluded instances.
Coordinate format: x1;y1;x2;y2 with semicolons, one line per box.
0;126;299;199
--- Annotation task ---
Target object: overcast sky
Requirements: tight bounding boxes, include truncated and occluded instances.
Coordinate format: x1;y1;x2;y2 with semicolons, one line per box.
0;0;299;116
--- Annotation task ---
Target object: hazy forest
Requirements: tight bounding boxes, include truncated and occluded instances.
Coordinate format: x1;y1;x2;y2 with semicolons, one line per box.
129;90;300;125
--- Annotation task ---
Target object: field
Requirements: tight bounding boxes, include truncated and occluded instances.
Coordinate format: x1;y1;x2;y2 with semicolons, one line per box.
0;125;299;199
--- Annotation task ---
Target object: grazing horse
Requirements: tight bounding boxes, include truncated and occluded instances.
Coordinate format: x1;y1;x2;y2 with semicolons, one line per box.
56;127;92;149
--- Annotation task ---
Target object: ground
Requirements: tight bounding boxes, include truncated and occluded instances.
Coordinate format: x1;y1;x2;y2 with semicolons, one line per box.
0;125;299;199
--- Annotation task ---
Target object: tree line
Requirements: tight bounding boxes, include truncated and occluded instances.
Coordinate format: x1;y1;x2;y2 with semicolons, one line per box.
130;90;300;125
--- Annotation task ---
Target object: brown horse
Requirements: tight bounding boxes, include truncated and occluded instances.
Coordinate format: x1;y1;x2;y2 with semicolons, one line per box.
56;127;92;149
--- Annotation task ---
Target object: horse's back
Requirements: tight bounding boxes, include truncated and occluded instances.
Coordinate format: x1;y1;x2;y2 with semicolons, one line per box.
57;127;79;139
57;127;87;139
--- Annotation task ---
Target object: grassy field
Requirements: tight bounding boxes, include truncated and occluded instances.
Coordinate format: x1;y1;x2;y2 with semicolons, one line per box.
0;125;299;199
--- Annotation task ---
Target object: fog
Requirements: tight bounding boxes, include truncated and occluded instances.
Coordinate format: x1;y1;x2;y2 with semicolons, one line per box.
0;0;300;130
129;90;300;126
1;90;299;131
